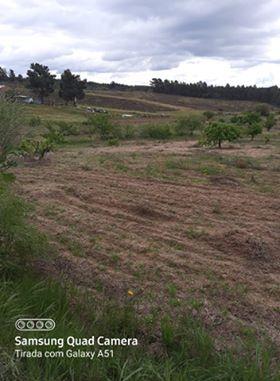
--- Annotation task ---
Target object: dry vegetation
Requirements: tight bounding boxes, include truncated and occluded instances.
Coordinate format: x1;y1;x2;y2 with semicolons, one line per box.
14;135;280;347
2;90;279;379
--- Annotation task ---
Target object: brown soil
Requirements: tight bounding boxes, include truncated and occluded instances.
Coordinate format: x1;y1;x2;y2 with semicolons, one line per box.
83;93;177;112
13;140;280;346
94;90;269;112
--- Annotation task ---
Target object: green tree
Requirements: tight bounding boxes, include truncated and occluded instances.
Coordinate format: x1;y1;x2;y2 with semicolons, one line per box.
59;69;87;106
8;69;16;82
265;114;276;131
0;67;8;82
26;63;56;104
202;122;241;148
243;112;261;125
247;123;262;140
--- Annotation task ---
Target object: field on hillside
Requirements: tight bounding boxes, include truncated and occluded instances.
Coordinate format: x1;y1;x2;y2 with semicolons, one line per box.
2;91;280;380
14;138;280;343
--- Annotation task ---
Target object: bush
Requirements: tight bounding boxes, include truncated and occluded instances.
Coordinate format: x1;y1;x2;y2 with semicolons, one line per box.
43;124;65;144
29;116;41;127
203;110;215;120
20;138;54;160
247;123;262;140
255;104;270;117
174;114;203;137
55;121;79;136
0;98;23;166
265;114;276;131
140;124;173;139
87;114;121;140
231;112;261;126
243;112;262;125
202;122;241;148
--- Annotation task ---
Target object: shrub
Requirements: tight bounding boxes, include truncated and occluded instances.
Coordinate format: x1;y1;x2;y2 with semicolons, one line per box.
140;124;173;139
20;138;54;160
174;114;203;137
243;112;262;125
230;115;244;124
87;114;121;140
29;116;41;127
0;98;23;166
203;110;215;120
265;113;276;131
55;121;79;136
202;122;241;148
246;123;262;140
232;112;261;126
255;104;270;117
121;125;136;139
107;138;119;146
43;124;65;144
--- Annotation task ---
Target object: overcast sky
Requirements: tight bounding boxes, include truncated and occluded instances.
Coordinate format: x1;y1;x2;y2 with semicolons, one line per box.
1;0;280;86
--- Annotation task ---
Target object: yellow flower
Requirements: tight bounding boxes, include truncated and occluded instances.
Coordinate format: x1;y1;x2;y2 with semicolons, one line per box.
127;290;134;296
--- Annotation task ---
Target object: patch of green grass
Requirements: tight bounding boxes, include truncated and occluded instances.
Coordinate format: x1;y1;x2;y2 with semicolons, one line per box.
185;226;207;239
58;234;86;257
167;283;177;298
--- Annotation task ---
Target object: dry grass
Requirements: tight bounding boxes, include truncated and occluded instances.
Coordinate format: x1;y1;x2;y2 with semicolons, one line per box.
13;138;280;348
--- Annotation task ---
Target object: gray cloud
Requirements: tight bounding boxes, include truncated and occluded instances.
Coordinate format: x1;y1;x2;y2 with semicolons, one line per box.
0;0;280;84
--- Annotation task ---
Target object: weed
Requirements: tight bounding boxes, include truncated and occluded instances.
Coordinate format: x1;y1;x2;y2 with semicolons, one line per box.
167;283;177;298
140;124;173;140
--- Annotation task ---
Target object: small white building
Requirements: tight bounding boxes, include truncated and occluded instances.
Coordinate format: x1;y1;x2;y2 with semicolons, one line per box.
15;95;34;104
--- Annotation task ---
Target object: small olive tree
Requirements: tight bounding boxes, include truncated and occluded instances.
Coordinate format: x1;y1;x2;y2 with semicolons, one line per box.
246;123;262;140
202;122;241;148
0;98;23;167
265;113;276;131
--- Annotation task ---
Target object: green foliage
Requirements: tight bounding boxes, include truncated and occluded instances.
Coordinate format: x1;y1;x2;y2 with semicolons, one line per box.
202;122;241;148
246;123;263;140
243;112;262;125
203;110;215;120
43;124;65;144
26;63;56;103
20;123;66;160
29;116;41;127
55;121;79;136
0;185;48;275
107;138;120;146
174;114;204;137
265;113;276;131
0;98;23;166
20;138;54;160
231;112;261;126
161;317;175;349
87;114;121;141
59;69;87;105
140;124;173;139
230;115;244;124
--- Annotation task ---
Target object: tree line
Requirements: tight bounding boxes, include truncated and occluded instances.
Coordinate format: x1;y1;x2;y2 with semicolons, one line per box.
150;78;280;106
0;63;87;105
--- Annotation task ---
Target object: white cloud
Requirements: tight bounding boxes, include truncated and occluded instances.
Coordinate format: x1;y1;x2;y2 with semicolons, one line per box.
0;0;280;85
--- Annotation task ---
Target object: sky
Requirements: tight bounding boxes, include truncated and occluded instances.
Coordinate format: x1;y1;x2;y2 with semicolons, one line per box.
1;0;280;86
